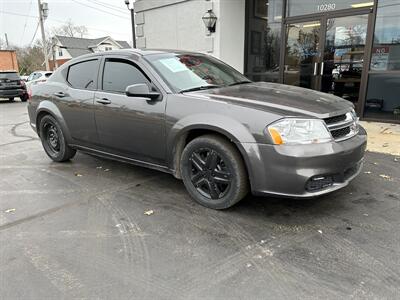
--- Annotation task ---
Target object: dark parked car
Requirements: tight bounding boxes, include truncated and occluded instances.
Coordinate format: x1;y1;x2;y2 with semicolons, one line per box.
28;49;367;209
0;71;28;102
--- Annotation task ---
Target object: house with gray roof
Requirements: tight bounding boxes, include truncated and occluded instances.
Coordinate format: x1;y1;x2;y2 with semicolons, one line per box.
49;35;131;69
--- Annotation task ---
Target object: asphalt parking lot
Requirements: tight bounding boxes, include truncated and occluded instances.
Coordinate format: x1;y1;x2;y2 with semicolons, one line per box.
1;101;400;299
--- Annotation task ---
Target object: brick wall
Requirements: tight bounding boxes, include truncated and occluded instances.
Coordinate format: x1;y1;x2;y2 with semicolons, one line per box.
49;59;70;71
0;50;19;72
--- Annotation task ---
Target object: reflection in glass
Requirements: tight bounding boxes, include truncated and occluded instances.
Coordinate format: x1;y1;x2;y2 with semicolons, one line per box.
321;15;368;106
245;0;282;82
364;73;400;121
284;21;321;89
370;0;400;71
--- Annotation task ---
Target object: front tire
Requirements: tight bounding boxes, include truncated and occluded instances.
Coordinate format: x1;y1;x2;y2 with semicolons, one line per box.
39;115;76;162
8;97;14;102
180;135;248;209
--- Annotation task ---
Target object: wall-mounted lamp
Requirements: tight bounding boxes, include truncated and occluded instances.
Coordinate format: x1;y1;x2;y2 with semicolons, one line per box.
202;9;217;33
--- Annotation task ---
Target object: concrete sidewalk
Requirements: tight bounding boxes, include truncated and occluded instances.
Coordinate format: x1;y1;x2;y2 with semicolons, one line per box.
360;121;400;156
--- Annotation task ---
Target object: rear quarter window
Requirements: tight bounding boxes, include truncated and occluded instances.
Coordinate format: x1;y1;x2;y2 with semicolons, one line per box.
67;59;99;89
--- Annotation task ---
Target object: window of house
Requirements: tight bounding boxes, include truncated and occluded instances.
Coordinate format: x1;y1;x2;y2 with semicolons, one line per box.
102;59;150;93
105;47;112;51
58;49;63;57
67;59;99;90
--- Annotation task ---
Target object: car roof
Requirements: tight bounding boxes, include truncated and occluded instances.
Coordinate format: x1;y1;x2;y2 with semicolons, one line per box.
73;48;206;60
32;71;53;74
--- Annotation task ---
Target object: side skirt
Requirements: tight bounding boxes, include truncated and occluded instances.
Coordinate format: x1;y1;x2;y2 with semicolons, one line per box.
70;144;174;176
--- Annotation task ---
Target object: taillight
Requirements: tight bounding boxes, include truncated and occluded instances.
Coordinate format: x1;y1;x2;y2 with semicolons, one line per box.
28;89;32;102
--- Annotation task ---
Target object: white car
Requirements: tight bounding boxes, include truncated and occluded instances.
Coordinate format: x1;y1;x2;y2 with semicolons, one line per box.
26;71;53;90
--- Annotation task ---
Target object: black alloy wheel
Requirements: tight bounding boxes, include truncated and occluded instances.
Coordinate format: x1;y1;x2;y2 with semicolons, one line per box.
189;148;231;200
180;134;248;209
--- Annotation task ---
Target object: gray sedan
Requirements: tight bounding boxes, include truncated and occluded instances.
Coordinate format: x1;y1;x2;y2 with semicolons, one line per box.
28;49;366;209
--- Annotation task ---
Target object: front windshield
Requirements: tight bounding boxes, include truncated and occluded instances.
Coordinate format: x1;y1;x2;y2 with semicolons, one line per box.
145;53;250;92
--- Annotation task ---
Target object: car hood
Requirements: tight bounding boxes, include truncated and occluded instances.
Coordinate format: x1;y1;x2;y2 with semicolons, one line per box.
189;82;353;118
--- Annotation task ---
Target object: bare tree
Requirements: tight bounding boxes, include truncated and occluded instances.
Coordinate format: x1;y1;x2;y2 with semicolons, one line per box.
0;37;6;50
51;20;88;38
15;41;45;75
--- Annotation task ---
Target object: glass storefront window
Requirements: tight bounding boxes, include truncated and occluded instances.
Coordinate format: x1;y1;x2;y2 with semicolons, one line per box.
364;73;400;121
365;0;400;121
370;0;400;71
245;0;283;82
287;0;374;17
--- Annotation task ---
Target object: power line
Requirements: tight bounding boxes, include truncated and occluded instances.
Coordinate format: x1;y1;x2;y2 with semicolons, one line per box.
86;0;127;14
29;20;40;46
20;0;33;44
0;10;128;37
70;0;127;19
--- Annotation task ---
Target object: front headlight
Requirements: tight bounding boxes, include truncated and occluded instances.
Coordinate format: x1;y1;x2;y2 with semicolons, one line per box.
267;118;333;145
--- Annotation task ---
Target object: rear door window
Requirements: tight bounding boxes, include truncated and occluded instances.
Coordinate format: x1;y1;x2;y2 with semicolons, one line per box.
67;59;99;90
102;59;150;93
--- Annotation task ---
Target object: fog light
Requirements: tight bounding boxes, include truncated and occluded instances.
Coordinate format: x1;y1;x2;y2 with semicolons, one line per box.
306;176;334;192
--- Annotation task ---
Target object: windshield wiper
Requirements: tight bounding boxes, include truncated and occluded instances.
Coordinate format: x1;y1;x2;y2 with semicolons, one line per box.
228;80;252;87
179;85;221;93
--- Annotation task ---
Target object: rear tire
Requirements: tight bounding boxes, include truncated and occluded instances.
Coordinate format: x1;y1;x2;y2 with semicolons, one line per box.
39;115;76;162
180;134;248;209
8;97;14;102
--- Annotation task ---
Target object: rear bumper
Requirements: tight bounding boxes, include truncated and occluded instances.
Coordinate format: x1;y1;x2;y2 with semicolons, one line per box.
0;88;25;98
244;126;367;198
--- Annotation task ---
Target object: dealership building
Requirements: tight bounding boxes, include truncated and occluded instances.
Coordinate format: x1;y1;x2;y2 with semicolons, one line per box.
135;0;400;123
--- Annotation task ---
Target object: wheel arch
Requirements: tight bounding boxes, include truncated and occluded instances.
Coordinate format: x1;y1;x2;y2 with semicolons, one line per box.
168;114;259;190
35;101;72;142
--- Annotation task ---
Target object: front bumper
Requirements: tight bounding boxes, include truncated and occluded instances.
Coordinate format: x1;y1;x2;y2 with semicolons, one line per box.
244;126;367;198
0;88;25;98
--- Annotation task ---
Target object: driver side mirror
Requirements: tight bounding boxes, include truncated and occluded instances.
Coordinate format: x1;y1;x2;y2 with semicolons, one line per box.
125;84;160;100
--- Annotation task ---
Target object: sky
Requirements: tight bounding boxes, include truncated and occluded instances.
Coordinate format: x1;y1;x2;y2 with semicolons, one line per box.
0;0;133;47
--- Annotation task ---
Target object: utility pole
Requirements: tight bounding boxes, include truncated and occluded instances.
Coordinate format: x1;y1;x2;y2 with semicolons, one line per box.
52;37;58;70
124;0;136;48
4;33;9;49
37;0;50;71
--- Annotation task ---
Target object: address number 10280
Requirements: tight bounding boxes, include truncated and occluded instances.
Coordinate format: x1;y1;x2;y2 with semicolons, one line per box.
317;3;336;11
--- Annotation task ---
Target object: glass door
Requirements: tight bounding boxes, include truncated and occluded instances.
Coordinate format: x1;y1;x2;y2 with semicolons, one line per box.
283;11;372;110
321;14;369;108
283;19;323;89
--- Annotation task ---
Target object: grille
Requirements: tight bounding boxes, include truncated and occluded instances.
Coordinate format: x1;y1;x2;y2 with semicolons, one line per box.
324;114;347;125
331;126;351;139
324;113;356;141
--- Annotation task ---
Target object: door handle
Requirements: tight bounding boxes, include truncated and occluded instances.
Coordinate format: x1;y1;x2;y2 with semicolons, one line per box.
96;98;111;105
320;62;325;75
54;92;65;98
313;62;318;76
